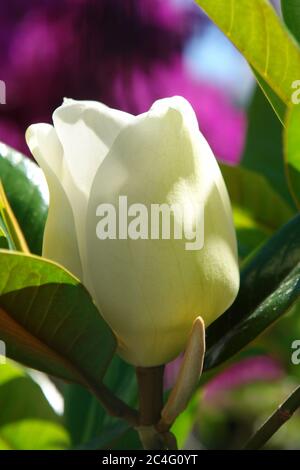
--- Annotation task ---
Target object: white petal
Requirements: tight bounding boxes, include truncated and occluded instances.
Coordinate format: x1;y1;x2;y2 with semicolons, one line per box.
53;99;134;195
52;100;134;285
25;124;83;280
86;96;239;367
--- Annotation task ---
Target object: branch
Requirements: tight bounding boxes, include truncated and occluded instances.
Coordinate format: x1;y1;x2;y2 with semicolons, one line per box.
72;371;139;427
244;385;300;450
89;381;139;427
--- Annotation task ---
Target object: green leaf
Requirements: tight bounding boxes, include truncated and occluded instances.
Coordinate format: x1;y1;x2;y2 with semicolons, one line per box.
195;0;300;108
220;163;293;258
0;181;29;252
281;0;300;44
0;250;116;392
78;423;141;450
0;226;9;250
253;69;286;124
284;104;300;208
0;362;58;426
241;86;296;208
0;143;48;254
204;213;300;370
0;361;70;450
0;185;22;252
64;355;136;447
0;420;69;450
64;385;105;446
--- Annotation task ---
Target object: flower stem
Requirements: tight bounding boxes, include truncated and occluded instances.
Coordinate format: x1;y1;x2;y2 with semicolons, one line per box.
136;365;165;426
136;365;170;449
244;385;300;449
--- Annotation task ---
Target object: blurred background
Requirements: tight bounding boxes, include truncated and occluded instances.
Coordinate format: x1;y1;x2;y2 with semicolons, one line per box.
0;0;299;450
0;0;248;162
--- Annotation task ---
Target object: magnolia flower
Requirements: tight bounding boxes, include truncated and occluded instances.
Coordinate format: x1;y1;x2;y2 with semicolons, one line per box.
26;96;239;367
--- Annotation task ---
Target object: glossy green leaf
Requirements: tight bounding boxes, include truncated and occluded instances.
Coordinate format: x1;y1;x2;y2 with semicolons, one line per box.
0;188;20;252
284;104;300;208
220;163;293;258
241;86;296;208
0;250;116;393
281;0;300;44
195;0;300;109
204;214;300;370
253;70;285;124
0;143;48;254
0;361;70;450
0;181;29;252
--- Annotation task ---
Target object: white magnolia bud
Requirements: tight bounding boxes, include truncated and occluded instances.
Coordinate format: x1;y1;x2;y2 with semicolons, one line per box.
26;96;239;367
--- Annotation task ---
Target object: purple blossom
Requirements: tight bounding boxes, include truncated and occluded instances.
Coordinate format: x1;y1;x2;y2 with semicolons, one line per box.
0;0;245;163
203;356;284;403
112;58;245;162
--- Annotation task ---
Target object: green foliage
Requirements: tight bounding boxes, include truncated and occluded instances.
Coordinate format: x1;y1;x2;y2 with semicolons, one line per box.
0;361;70;449
281;0;300;44
220;163;293;258
241;86;295;208
195;0;300;110
1;1;300;450
64;355;136;448
0;181;29;252
252;70;286;124
0;143;48;255
205;214;300;370
0;250;116;388
284;104;300;208
196;380;300;449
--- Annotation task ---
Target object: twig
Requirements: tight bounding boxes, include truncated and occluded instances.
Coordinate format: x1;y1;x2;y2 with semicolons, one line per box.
88;380;139;427
244;385;300;450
